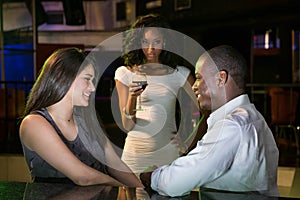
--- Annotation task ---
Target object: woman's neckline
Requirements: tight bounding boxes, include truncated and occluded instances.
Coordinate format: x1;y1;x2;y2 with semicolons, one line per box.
44;108;78;142
131;64;177;76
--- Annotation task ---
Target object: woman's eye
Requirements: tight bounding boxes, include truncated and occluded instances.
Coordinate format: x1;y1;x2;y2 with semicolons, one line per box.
141;40;148;45
154;40;161;45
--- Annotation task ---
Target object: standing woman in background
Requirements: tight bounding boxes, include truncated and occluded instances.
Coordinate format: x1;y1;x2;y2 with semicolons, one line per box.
19;47;143;187
114;14;197;175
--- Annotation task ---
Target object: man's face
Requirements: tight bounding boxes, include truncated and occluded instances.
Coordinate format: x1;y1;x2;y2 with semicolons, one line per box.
192;56;223;111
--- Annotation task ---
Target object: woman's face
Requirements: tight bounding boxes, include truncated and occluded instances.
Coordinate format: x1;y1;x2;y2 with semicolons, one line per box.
141;27;164;63
70;64;96;107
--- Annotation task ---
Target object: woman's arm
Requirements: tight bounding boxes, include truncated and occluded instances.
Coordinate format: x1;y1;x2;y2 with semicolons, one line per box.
104;140;144;187
20;114;124;186
173;73;199;153
115;80;142;131
184;73;210;152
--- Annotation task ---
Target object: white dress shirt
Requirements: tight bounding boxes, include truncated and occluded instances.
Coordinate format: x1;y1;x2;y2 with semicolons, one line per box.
151;94;279;197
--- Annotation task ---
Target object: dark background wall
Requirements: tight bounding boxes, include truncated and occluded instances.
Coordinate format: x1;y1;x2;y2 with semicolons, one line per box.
136;0;300;83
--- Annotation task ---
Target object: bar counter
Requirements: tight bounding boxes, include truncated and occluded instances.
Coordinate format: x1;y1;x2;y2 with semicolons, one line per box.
1;181;300;200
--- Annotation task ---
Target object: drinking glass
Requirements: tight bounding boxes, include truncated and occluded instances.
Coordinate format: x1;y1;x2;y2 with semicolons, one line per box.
132;72;147;111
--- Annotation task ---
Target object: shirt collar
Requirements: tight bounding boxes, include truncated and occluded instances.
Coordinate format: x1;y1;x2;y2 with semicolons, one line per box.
207;94;250;129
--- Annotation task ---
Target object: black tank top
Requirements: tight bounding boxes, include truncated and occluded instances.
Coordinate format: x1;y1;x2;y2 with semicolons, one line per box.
22;108;107;183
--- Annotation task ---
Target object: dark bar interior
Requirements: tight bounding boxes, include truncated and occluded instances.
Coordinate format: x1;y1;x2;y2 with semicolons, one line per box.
0;0;300;199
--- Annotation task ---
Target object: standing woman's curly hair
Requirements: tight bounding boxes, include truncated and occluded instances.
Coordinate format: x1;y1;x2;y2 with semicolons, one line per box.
122;14;179;68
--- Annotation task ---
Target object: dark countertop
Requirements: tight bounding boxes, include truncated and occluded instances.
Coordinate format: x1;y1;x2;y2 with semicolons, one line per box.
1;181;300;200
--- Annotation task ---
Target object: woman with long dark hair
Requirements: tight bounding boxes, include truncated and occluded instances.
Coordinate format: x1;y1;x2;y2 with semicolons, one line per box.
20;47;143;187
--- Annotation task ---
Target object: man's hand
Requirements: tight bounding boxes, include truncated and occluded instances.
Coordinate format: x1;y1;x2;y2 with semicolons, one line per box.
140;165;157;188
140;171;153;188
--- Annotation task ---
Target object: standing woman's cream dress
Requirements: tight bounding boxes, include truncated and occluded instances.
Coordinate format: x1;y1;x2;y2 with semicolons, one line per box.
114;66;190;175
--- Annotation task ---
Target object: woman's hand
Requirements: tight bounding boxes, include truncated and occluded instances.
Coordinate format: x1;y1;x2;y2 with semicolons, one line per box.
171;132;188;155
117;187;136;200
128;83;144;97
117;187;150;200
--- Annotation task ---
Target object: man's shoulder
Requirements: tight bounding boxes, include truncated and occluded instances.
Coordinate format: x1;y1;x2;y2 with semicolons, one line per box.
226;104;268;133
177;66;190;73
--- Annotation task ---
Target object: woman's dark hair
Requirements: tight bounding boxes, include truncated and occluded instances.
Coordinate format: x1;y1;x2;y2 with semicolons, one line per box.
122;14;179;68
23;47;94;117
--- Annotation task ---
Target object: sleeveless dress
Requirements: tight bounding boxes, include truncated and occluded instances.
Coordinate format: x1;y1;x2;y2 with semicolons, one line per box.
114;66;190;174
22;108;107;183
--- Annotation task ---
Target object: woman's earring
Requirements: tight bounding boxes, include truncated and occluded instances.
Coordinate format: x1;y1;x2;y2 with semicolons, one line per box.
163;41;166;49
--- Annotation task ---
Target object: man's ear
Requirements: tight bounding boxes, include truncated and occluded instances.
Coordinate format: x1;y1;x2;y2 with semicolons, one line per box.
218;70;228;86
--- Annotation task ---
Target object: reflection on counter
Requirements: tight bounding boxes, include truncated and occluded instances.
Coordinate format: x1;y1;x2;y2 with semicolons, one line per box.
1;181;298;200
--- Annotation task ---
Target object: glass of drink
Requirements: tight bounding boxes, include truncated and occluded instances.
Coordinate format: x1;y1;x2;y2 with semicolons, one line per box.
132;72;147;111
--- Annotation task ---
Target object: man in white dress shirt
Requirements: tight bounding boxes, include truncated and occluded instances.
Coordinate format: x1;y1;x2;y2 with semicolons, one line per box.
140;45;279;197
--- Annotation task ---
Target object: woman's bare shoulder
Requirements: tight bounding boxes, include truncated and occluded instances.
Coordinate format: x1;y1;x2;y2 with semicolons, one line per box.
21;114;48;128
20;114;53;139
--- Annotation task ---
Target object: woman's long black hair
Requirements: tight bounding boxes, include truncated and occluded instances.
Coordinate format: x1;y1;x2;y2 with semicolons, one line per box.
23;47;94;117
